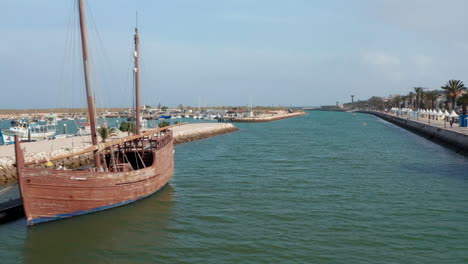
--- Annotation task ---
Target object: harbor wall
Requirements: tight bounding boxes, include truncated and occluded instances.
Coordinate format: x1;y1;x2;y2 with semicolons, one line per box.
361;111;468;155
0;123;239;184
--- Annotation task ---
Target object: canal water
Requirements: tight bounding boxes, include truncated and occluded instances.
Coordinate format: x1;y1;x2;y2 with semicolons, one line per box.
0;111;467;263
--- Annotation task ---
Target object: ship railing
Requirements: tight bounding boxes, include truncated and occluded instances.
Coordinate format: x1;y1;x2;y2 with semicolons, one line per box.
21;124;181;167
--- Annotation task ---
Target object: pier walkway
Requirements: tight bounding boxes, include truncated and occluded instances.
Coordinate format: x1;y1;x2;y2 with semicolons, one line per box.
384;111;468;135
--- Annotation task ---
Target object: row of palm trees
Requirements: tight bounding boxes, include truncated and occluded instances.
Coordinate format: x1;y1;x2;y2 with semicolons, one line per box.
390;80;468;115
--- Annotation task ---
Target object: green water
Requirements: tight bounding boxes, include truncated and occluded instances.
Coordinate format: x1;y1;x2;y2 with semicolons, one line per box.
1;111;467;263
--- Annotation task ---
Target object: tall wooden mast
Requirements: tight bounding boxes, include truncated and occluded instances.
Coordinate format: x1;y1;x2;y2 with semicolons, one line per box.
134;27;141;134
78;0;100;167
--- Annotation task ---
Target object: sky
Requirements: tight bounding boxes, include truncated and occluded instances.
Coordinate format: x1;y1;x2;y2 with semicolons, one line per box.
1;0;468;109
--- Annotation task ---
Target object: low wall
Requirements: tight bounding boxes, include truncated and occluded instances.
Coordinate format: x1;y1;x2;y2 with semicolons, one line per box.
361;111;468;155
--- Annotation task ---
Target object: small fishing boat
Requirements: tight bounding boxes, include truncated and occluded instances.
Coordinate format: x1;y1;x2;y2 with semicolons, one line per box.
1;115;57;144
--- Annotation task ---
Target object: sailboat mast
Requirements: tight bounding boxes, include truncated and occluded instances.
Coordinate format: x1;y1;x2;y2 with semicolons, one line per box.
134;27;141;134
78;0;100;167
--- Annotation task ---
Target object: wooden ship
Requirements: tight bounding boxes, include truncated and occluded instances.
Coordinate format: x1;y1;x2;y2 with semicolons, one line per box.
15;0;174;226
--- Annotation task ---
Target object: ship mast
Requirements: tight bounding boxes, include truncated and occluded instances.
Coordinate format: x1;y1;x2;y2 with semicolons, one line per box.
78;0;100;167
134;26;141;134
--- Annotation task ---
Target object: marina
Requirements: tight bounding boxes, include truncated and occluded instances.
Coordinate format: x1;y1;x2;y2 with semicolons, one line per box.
1;0;468;263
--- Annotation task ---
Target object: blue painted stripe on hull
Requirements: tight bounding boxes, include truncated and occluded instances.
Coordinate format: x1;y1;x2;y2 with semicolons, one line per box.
30;183;169;225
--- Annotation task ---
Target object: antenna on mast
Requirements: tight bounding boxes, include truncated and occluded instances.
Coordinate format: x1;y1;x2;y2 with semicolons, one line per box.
136;11;138;29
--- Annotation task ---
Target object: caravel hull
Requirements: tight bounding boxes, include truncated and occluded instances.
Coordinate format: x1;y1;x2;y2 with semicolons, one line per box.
17;140;174;225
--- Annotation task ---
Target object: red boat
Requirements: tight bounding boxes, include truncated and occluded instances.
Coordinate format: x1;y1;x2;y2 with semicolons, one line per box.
15;0;174;225
15;129;174;225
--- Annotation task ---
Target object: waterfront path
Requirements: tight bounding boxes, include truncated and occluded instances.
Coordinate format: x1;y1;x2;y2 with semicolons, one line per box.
376;111;468;135
362;110;468;155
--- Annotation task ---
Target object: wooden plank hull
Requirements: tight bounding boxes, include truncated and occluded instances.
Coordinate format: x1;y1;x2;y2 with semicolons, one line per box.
18;140;174;225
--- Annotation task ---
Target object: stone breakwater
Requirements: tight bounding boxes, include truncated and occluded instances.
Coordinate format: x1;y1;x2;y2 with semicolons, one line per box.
0;123;239;184
172;123;239;144
233;112;306;123
361;111;468;155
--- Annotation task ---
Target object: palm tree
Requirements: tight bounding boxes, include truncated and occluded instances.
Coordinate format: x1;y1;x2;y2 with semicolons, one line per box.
413;87;424;108
425;91;440;110
402;95;410;108
441;80;466;111
408;92;415;108
98;125;118;143
458;93;468;115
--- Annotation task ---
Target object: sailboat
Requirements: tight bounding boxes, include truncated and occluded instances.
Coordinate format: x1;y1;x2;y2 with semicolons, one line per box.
14;0;174;226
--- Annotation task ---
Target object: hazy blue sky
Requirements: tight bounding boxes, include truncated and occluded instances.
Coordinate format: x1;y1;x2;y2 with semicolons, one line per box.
1;0;468;109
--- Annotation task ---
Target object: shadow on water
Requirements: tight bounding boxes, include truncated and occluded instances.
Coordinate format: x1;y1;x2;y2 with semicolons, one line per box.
22;185;176;264
0;184;24;224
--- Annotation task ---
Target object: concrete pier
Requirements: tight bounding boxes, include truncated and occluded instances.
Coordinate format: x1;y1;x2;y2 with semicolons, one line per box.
361;111;468;155
0;123;239;184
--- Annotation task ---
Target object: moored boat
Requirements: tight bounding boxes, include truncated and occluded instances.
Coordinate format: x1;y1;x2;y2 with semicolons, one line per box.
15;127;174;225
1;117;57;144
15;0;174;225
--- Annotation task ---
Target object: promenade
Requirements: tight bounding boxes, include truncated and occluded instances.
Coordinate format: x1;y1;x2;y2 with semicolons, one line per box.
385;111;468;135
362;110;468;155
